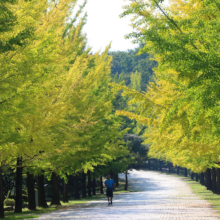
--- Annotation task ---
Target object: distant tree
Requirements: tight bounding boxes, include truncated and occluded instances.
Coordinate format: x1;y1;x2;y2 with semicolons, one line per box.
130;71;142;92
110;46;156;136
109;46;157;91
124;134;148;169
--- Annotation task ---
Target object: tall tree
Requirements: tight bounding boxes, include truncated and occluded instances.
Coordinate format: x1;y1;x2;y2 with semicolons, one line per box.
111;0;220;173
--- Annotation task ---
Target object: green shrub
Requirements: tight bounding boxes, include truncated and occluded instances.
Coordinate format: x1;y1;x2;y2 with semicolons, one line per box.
4;198;15;208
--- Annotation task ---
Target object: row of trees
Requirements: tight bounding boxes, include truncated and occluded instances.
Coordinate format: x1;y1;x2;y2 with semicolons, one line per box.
2;162;128;209
113;0;220;175
148;159;220;195
0;0;134;218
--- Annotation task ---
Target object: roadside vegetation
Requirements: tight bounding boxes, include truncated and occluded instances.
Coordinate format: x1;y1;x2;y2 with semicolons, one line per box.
110;0;220;206
0;0;153;218
4;0;220;218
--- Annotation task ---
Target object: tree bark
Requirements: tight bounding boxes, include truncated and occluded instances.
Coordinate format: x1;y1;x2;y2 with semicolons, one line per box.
191;172;194;180
205;168;212;191
200;172;205;185
159;161;162;171
92;178;96;195
168;163;171;173
37;173;48;208
0;166;4;218
74;174;80;200
196;173;199;182
27;173;36;210
124;171;128;190
14;157;23;213
50;172;61;205
87;171;92;197
212;168;218;194
184;168;187;177
100;176;104;194
216;169;220;194
148;159;151;170
177;166;180;175
63;176;68;203
82;172;86;198
114;174;119;187
110;170;114;178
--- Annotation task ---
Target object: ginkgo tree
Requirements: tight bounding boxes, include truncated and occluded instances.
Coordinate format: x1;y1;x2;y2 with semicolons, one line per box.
0;0;84;161
0;0;88;214
111;0;220;174
0;0;133;216
24;47;131;205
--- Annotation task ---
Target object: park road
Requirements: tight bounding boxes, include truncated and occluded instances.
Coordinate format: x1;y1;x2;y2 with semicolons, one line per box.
34;170;220;220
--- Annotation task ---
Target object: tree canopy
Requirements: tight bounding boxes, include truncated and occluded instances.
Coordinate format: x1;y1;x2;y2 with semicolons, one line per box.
112;0;220;173
0;0;130;187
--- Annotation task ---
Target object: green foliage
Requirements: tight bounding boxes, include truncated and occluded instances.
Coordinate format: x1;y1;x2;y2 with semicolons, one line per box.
0;0;132;185
0;0;34;53
110;47;155;135
110;46;157;91
112;0;220;172
124;134;148;168
130;71;141;91
4;198;15;208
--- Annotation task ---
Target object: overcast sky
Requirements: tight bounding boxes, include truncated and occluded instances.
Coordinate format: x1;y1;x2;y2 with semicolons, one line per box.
76;0;137;53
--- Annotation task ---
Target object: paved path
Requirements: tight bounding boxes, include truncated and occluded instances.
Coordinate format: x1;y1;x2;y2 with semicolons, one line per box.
35;170;220;219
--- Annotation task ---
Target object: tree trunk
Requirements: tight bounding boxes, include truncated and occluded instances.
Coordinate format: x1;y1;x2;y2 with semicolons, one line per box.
200;172;205;185
148;159;151;170
168;163;171;173
159;161;162;171
216;169;220;194
184;168;187;177
87;171;92;197
74;174;80;200
50;172;61;205
114;174;119;187
124;171;128;190
154;159;158;170
0;166;4;218
177;166;180;175
63;176;68;203
37;173;48;208
27;173;36;210
212;168;218;194
205;168;212;191
196;173;199;182
82;172;86;198
191;172;194;180
92;178;96;195
100;176;104;194
14;157;23;213
110;170;114;178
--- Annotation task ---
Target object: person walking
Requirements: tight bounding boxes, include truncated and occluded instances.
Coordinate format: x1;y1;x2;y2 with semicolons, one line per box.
105;175;115;206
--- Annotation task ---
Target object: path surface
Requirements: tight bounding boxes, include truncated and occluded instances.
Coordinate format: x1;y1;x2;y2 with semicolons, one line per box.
35;170;220;219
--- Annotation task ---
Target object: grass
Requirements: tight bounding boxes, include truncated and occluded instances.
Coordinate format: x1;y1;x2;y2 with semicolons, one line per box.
3;180;130;220
4;207;56;220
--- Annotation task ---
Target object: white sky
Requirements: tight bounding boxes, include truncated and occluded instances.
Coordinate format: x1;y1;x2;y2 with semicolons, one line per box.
76;0;137;53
